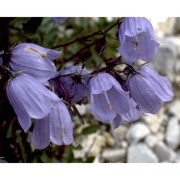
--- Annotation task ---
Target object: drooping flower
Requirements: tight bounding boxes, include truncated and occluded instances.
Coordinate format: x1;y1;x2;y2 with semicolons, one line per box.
9;43;61;83
52;65;90;104
112;98;143;129
31;101;74;150
127;65;174;114
89;72;130;122
6;73;60;131
118;17;159;63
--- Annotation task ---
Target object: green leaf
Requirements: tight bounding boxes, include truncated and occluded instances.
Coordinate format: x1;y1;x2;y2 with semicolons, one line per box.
81;124;100;135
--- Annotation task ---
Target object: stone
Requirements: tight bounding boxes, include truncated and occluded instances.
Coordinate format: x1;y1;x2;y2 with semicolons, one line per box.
127;143;159;163
168;100;180;119
156;132;165;141
151;38;176;80
120;141;128;149
158;17;176;36
145;134;159;148
103;132;115;147
143;112;164;134
173;150;180;163
126;122;150;144
113;125;128;146
73;133;106;158
171;18;180;35
153;141;176;162
113;125;128;140
75;104;88;116
165;117;180;150
102;149;126;162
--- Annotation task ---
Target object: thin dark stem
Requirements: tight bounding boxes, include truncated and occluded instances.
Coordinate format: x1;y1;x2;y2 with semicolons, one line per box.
52;18;122;49
52;31;102;49
63;42;94;63
103;17;124;34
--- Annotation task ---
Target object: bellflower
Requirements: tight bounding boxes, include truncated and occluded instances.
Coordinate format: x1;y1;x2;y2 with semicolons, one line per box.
89;72;130;122
6;73;60;131
118;17;159;63
31;101;74;150
113;98;143;129
127;65;174;114
9;43;61;82
53;65;90;104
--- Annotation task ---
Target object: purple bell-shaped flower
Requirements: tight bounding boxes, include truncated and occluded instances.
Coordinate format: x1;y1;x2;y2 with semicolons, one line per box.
89;72;130;122
31;101;74;150
10;43;61;83
52;65;90;104
6;73;60;131
127;65;174;114
118;17;159;63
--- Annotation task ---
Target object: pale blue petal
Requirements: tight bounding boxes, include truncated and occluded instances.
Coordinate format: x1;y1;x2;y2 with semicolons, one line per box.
121;98;143;122
7;74;60;119
6;83;31;132
128;74;162;114
10;43;60;82
90;73;121;94
118;17;159;63
31;117;50;150
141;66;174;102
107;86;130;114
112;114;122;129
90;94;116;122
49;101;73;145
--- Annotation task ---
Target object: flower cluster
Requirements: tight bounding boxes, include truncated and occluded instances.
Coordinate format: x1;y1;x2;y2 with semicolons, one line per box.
0;17;174;150
88;17;173;128
4;43;74;149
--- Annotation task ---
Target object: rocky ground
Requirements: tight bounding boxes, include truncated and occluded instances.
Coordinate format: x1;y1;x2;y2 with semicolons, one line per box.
72;17;180;163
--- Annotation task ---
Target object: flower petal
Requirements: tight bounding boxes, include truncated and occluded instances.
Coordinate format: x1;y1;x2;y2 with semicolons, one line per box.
10;43;61;82
121;98;143;122
49;101;74;145
118;17;159;63
6;84;31;132
7;74;59;119
90;73;121;94
90;93;116;122
128;74;162;114
107;86;130;114
112;114;122;129
31;117;50;150
141;66;174;101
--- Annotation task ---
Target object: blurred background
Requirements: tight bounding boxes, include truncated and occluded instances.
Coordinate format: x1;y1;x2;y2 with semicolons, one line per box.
0;17;179;163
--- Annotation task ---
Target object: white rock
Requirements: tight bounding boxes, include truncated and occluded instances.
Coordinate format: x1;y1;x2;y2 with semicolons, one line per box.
165;117;180;150
143;113;163;134
102;149;126;162
158;17;176;36
126;122;150;144
127;143;159;163
151;38;176;80
120;141;128;149
145;135;159;148
103;132;115;147
75;104;89;116
113;125;128;140
74;133;106;158
168;100;180;119
156;132;165;141
153;141;176;162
